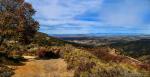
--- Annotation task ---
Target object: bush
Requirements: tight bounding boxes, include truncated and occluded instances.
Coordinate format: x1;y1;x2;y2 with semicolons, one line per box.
62;46;149;77
36;47;60;59
0;65;14;77
0;52;23;65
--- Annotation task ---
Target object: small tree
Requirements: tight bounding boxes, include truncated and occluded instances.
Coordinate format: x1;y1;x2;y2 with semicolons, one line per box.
0;0;39;45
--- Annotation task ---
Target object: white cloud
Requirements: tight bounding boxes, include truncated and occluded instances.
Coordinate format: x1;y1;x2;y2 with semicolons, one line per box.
100;0;150;27
25;0;150;34
25;0;104;34
38;19;103;26
26;0;102;19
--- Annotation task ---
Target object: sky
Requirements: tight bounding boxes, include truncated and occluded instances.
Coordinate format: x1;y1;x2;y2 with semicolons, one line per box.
26;0;150;35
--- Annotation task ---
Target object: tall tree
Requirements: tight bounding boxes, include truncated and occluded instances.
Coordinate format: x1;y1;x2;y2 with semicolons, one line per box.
0;0;39;45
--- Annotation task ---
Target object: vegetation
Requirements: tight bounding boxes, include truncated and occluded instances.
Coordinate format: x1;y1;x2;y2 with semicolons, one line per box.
110;39;150;58
0;0;39;45
36;47;60;59
0;65;14;77
0;0;38;76
61;45;150;77
0;0;149;77
0;52;22;77
33;45;149;77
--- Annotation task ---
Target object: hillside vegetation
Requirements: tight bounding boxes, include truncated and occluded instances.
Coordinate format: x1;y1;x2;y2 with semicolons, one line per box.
0;32;150;77
110;39;150;58
0;0;150;77
1;32;150;77
110;39;150;64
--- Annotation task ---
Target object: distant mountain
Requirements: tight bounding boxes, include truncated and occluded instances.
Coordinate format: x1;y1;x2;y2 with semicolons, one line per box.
50;33;150;38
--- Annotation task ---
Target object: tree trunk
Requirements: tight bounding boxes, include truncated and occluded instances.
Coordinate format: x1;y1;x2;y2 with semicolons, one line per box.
0;36;4;46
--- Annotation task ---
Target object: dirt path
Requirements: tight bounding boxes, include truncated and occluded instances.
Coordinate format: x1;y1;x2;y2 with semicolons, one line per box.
12;59;74;77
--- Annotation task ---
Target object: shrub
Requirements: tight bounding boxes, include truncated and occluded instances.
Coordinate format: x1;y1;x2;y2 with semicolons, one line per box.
36;47;60;59
62;46;149;77
0;65;14;77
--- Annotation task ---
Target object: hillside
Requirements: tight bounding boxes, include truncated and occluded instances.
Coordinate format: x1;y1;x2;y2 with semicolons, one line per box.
33;32;87;47
110;39;150;58
0;32;150;77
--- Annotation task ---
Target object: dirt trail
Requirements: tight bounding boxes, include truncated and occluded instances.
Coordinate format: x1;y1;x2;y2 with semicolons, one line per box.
12;58;74;77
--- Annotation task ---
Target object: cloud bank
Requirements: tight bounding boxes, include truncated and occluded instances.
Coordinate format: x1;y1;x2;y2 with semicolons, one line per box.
26;0;150;34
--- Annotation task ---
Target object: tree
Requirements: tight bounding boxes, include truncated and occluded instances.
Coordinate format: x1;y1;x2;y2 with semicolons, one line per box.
0;0;39;45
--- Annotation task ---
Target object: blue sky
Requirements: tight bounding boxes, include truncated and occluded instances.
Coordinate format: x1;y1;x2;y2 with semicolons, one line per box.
26;0;150;34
